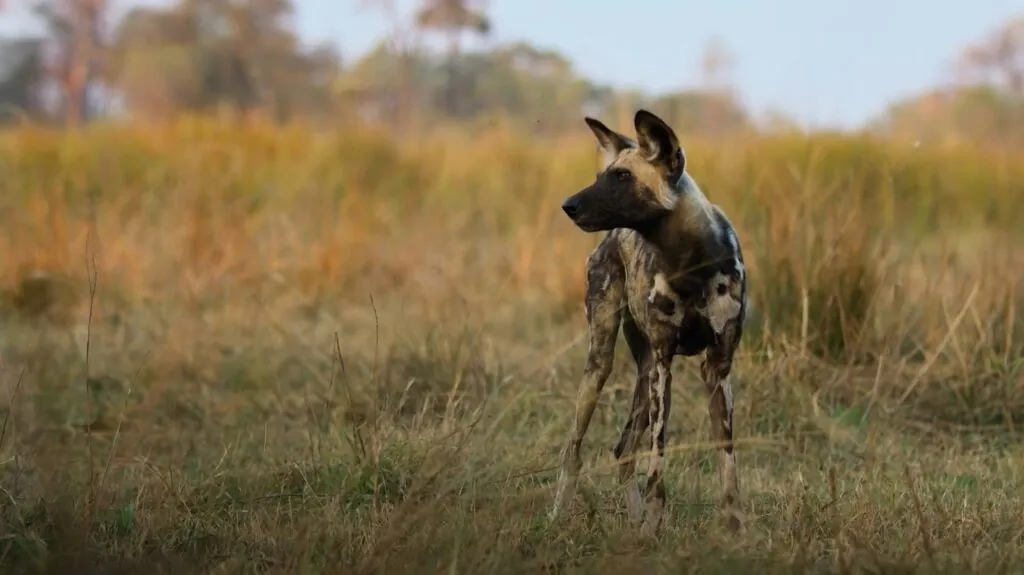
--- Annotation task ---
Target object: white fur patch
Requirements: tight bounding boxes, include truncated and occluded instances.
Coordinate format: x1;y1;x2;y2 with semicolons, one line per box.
702;273;742;334
648;273;684;324
643;141;661;163
648;273;673;303
647;363;670;476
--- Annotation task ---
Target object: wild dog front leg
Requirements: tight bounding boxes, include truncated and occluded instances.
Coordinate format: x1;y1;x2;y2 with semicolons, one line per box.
701;325;743;531
549;272;623;523
612;370;649;527
640;349;672;538
549;325;620;523
613;316;651;527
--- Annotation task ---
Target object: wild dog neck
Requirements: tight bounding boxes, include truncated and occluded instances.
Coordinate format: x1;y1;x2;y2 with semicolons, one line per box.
634;173;714;266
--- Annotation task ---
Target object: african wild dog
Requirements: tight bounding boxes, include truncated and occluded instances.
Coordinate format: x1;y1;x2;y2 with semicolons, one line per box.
548;109;747;536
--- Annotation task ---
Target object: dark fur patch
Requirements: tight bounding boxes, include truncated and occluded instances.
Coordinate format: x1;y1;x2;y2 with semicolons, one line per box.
562;170;670;232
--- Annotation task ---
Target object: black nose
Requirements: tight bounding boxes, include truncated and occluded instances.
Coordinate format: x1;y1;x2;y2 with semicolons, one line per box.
561;197;580;218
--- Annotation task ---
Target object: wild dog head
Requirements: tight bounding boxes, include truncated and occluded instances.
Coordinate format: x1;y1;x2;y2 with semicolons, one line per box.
561;109;685;233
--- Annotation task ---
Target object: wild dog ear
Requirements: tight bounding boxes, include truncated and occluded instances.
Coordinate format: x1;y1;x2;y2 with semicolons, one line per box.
584;117;635;169
634;109;684;177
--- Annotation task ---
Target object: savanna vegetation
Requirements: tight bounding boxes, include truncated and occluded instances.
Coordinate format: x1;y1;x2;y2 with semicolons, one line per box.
1;1;1024;574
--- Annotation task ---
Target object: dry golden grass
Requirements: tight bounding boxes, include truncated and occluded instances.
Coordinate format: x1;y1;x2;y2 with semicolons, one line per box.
1;116;1023;573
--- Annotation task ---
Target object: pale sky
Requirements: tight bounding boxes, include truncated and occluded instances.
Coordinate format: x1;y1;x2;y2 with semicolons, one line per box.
2;0;1021;129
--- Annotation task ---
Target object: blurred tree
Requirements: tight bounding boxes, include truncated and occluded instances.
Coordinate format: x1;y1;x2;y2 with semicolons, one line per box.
0;0;104;125
414;0;490;117
871;85;1023;148
876;16;1024;148
337;41;616;132
700;35;735;91
697;36;739;134
355;0;424;129
105;5;201;119
335;40;435;124
5;0;759;134
956;16;1024;97
0;37;47;123
647;89;750;136
30;0;109;125
105;0;340;121
473;42;593;130
758;107;803;134
336;38;755;137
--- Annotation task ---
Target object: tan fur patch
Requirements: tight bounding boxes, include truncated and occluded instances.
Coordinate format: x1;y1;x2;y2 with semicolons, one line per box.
719;374;734;432
611;149;678;210
672;174;718;234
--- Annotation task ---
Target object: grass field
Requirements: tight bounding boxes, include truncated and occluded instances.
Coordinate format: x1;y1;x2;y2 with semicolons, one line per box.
1;117;1024;574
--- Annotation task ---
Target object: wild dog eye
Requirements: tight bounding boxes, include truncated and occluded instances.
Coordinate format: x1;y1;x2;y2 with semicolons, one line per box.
613;169;633;181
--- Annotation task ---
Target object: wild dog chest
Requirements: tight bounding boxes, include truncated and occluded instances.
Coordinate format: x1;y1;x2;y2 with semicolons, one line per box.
645;269;722;320
624;271;696;346
645;272;689;324
641;266;743;354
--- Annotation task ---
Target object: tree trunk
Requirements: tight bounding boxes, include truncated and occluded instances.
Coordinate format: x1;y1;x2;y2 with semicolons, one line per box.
396;49;413;130
64;0;104;127
445;29;461;118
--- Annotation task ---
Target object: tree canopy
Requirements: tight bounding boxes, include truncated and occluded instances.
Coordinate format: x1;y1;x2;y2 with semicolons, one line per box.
0;0;1020;146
